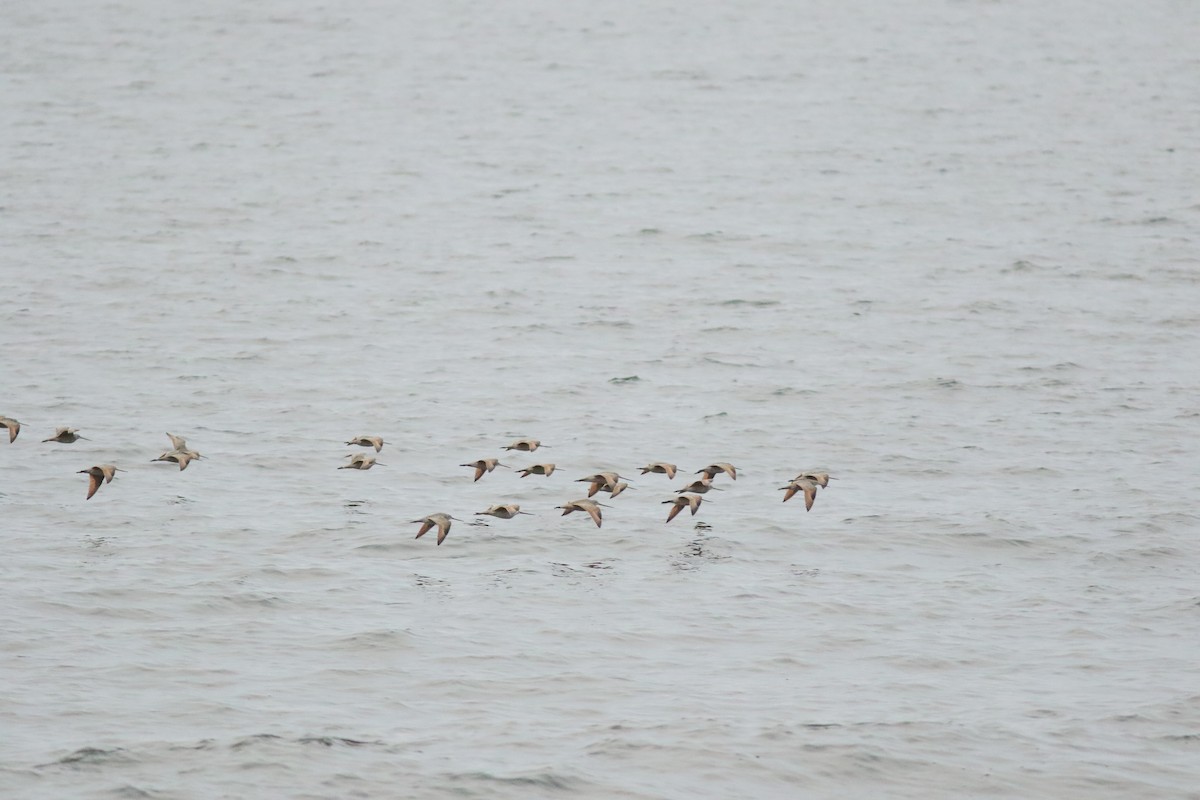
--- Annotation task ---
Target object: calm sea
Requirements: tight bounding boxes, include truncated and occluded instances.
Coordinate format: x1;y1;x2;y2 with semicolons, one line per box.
2;0;1198;797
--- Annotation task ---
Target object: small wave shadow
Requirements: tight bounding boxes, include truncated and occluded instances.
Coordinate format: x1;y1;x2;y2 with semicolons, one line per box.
448;771;582;791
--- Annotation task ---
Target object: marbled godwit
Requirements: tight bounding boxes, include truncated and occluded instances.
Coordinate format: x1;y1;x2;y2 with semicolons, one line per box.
339;453;383;470
165;433;203;459
412;512;460;545
640;462;677;479
78;464;122;500
345;435;384;452
780;477;818;510
603;481;632;498
696;462;737;481
576;472;631;497
676;478;720;495
663;493;706;523
461;458;508;482
0;416;20;443
577;471;629;486
475;504;532;519
503;438;543;452
152;450;196;471
555;498;609;528
794;471;834;488
43;427;88;444
517;463;556;477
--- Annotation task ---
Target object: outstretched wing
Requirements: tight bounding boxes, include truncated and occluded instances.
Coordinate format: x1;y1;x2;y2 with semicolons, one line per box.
85;471;101;500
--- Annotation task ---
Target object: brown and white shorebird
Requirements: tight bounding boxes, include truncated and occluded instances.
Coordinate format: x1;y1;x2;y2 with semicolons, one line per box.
475;504;532;519
340;453;383;470
676;478;721;495
43;427;88;444
794;471;834;488
0;416;20;443
640;462;677;479
503;438;543;452
345;435;384;452
555;498;609;528
78;464;123;500
165;433;203;459
461;458;508;482
152;450;197;471
517;463;556;477
663;493;706;523
603;481;633;498
576;472;631;498
577;471;628;486
411;512;461;545
696;462;737;481
780;477;819;511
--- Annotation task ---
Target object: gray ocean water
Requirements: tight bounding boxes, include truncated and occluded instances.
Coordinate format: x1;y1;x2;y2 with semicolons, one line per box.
2;0;1199;797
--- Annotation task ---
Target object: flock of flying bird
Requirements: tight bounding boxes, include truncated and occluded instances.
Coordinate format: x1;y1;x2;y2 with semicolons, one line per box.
0;417;835;546
0;417;206;499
